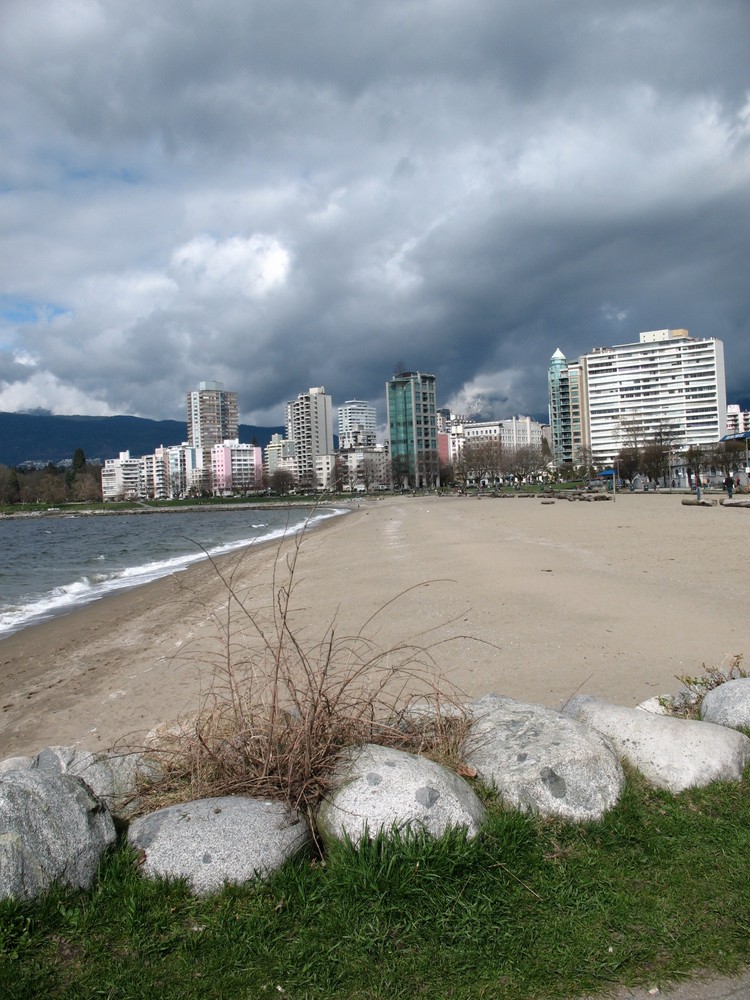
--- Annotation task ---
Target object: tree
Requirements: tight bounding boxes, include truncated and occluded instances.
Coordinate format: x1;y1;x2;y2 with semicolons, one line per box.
576;445;595;482
711;440;744;477
643;421;677;485
684;445;704;492
641;443;669;483
617;416;644;477
72;466;103;502
333;455;347;492
616;446;640;483
0;465;20;504
38;470;66;504
270;469;295;495
390;453;411;489
453;439;503;488
72;448;87;473
439;463;454;486
360;457;378;491
506;445;543;483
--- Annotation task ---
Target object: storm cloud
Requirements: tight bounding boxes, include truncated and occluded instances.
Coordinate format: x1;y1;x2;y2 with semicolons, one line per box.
1;0;749;426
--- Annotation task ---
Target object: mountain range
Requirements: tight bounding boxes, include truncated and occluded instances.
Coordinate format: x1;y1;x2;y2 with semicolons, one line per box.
0;411;284;467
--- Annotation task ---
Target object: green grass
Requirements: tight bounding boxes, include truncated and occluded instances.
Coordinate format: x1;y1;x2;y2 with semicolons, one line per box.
2;768;749;1000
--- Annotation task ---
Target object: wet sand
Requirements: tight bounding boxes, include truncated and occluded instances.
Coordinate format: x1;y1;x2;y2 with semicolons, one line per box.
0;493;746;759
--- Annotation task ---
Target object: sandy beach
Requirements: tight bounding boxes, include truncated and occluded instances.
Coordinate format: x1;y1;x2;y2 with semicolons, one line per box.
0;493;747;760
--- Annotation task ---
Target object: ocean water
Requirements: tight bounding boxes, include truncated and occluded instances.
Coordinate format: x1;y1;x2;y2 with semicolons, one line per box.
0;505;346;638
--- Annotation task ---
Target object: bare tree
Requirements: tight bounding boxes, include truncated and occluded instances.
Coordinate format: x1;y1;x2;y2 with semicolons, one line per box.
360;457;378;491
453;438;503;487
710;439;744;477
270;469;295;495
684;444;704;493
506;445;543;483
644;421;678;485
390;452;411;489
576;445;595;482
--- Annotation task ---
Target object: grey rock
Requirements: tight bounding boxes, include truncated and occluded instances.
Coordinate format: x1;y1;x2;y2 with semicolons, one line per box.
700;678;750;730
463;695;624;822
0;755;33;774
317;744;486;846
32;745;161;818
564;696;750;792
0;769;116;901
128;796;310;895
635;697;672;716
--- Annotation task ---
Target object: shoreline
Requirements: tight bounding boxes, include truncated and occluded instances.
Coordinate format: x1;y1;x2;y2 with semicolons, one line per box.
0;494;746;759
0;502;351;640
0;505;360;756
0;498;346;520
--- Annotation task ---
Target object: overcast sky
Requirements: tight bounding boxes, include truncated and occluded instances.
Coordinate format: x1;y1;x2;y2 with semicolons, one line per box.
1;0;749;427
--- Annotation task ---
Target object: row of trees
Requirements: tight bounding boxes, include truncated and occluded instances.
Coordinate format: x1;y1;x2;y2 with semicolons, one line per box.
564;432;746;486
447;440;549;488
0;450;103;505
616;438;743;485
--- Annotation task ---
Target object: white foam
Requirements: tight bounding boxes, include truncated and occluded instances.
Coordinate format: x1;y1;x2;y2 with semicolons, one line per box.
0;507;347;638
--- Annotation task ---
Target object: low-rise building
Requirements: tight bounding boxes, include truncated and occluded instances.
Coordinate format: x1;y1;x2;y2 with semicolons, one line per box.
338;443;390;490
211;440;263;494
101;451;143;500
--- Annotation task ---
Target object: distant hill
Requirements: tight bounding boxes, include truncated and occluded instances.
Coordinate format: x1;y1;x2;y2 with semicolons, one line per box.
0;411;284;466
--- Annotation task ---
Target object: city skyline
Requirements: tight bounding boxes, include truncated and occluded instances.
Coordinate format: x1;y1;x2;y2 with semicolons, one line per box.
1;2;749;426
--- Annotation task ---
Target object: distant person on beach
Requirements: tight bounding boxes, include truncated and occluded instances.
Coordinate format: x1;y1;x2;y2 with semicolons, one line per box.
724;475;734;498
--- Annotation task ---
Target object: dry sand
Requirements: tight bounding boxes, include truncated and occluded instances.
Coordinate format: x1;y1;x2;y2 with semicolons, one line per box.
0;493;747;759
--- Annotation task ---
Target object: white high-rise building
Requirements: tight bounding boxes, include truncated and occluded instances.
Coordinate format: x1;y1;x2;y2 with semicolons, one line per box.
549;330;728;468
285;386;334;486
187;381;239;451
338;399;377;449
582;330;726;465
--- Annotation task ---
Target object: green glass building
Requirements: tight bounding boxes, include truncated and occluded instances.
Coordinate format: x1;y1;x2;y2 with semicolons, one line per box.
547;349;585;469
386;370;439;488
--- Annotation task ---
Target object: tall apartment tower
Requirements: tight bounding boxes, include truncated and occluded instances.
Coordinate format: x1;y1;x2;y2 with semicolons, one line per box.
583;330;726;465
548;330;728;468
386;370;439;488
338;399;377;449
284;386;334;486
547;349;586;468
187;381;239;450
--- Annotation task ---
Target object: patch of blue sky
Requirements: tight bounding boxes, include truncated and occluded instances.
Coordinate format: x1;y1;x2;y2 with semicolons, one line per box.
61;164;143;186
0;297;69;325
31;145;144;188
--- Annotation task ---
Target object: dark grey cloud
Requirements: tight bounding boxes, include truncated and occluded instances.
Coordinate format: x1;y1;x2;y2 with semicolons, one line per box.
1;0;748;426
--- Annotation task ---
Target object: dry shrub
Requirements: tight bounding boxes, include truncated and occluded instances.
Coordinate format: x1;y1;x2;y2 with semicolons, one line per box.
665;653;747;718
138;525;474;829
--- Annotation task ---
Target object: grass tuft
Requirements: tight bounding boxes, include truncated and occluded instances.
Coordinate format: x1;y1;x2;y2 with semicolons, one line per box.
135;524;473;840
